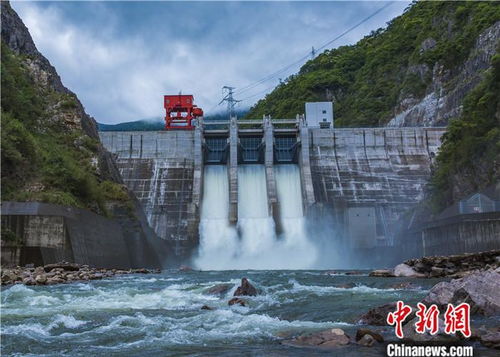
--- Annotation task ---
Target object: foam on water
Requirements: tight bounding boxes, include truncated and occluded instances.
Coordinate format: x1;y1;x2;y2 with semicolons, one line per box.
2;271;442;356
196;164;318;270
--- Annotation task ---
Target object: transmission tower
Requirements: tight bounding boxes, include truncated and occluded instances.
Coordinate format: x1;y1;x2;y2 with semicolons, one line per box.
311;46;316;59
219;86;241;118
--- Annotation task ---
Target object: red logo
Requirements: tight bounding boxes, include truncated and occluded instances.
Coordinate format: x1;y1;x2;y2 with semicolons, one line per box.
387;301;471;339
415;303;439;335
387;301;413;338
444;303;471;337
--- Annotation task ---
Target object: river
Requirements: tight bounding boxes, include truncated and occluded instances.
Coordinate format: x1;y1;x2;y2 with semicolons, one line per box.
6;270;497;356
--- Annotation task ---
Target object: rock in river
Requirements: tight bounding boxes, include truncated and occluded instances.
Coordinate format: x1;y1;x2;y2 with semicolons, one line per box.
394;263;425;278
422;268;500;315
369;269;395;277
234;278;257;296
356;328;384;343
204;283;232;296
228;298;246;307
282;328;350;349
358;302;397;326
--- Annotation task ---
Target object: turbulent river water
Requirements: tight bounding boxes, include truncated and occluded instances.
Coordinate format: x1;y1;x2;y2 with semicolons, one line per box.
6;270;495;357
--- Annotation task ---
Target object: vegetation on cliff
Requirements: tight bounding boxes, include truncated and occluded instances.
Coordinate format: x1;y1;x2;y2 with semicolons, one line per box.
246;2;499;126
431;53;500;210
1;41;128;213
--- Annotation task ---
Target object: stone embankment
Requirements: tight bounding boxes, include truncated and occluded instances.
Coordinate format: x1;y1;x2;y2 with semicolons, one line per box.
369;250;500;278
1;262;160;286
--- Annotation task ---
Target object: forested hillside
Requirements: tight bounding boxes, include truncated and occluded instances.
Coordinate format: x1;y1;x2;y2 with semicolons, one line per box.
246;1;499;127
246;1;499;210
1;2;129;214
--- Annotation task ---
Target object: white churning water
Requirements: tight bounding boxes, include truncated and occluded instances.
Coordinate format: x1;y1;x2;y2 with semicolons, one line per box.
195;164;317;270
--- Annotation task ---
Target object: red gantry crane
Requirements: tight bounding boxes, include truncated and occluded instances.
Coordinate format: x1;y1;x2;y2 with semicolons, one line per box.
164;94;203;130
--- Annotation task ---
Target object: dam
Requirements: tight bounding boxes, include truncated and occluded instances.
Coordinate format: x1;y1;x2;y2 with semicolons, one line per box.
99;116;447;267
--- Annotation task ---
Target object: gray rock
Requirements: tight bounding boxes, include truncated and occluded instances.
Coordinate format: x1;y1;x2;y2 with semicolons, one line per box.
35;274;47;284
479;328;500;349
358;334;376;347
1;271;18;284
204;283;232;296
420;38;437;53
228;298;246;307
234;278;257;296
423;269;500;316
44;263;80;272
394;263;426;278
282;328;350;349
359;303;396;326
369;270;395;277
355;328;384;343
22;277;36;285
430;266;445;277
402;317;459;343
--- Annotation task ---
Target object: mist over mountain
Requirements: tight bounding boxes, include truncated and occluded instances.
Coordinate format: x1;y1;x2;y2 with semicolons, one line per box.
98;110;249;131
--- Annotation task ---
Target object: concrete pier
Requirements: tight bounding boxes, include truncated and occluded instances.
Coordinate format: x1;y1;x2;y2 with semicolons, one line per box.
263;117;282;233
228;117;239;224
298;117;316;212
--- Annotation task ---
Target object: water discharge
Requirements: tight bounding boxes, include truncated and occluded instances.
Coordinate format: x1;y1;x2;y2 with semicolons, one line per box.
195;164;317;270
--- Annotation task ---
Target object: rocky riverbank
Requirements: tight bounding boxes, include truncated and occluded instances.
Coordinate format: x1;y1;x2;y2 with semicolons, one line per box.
359;267;500;349
0;262;159;286
370;250;500;278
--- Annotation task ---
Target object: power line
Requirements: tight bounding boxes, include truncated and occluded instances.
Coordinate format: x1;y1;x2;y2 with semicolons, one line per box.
314;2;393;53
235;2;394;96
240;83;279;102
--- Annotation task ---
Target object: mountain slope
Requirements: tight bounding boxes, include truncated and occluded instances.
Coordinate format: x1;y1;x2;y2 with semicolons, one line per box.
246;1;499;128
1;1;129;213
245;1;500;210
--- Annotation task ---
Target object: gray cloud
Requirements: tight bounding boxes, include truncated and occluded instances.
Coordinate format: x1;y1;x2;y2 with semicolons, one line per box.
12;1;409;123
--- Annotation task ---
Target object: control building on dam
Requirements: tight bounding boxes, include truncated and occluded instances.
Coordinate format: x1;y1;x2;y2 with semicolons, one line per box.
99;116;446;262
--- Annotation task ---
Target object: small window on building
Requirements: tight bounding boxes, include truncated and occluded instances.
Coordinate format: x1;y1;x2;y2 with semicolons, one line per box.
322;110;327;114
323;118;327;122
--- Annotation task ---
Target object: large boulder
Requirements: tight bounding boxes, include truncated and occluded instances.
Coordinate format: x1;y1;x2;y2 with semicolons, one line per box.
1;270;19;284
478;327;500;349
402;317;460;344
35;274;47;285
282;328;350;349
356;328;384;343
358;303;396;326
204;283;232;296
234;278;257;296
394;264;425;278
422;269;500;316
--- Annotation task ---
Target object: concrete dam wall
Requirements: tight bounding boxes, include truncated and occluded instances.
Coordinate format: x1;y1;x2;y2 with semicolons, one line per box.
99;130;202;257
308;127;445;248
1;202;163;269
100;123;447;263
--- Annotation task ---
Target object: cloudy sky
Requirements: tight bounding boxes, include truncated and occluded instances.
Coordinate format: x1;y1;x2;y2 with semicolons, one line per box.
12;1;410;124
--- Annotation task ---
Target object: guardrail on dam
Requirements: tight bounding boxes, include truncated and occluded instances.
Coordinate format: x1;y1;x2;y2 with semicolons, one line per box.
99;119;446;258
